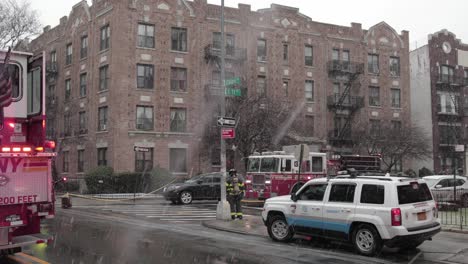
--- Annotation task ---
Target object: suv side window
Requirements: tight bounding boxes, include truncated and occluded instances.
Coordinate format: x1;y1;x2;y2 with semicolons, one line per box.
203;176;212;184
212;176;221;183
456;179;465;186
438;179;450;188
299;184;327;201
329;184;356;203
360;184;385;204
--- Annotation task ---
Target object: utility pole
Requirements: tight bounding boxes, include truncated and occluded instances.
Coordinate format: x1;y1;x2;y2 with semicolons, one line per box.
216;0;231;220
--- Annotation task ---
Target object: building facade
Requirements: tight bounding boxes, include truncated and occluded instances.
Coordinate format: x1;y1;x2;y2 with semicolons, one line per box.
30;0;410;182
411;30;468;174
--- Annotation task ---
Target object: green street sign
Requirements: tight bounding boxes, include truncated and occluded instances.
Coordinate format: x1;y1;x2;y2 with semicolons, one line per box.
225;88;241;97
224;77;241;87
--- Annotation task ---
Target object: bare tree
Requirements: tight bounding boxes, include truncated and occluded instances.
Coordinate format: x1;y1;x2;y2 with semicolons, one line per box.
351;123;432;172
0;0;41;49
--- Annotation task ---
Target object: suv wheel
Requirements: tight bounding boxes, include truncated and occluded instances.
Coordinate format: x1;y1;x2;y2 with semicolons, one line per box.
267;215;294;242
462;194;468;208
179;191;193;205
352;224;382;256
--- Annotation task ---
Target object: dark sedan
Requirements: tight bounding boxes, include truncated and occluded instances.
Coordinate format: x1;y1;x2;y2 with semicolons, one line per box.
163;173;221;205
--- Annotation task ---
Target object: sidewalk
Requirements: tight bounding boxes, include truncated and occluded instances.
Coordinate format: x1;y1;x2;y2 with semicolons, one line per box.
202;215;268;237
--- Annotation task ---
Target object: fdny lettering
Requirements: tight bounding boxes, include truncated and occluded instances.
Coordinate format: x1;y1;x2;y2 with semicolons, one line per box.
0;195;38;205
0;157;23;173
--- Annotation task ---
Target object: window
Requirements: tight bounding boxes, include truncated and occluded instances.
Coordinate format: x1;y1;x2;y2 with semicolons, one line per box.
304;45;313;66
360;185;384;204
281;159;292;172
171;27;187;52
439;125;462;145
78;150;85;173
299;184;327;201
282;80;288;97
370;119;381;136
137;64;154;89
99;65;109;91
260;158;279;173
98;106;108;131
342;50;350;62
79;111;87;133
368;54;379;74
170;108;186;132
65;79;71;101
50;51;57;64
97;148;107;166
397;183;432;204
464;69;468;85
27;67;41;115
170;67;187;92
248;158;260;172
135;148;153;172
257;39;266;61
283;44;288;62
311;156;323;172
437;93;458;114
305;115;314;137
440;65;454;83
391;88;401;108
170;148;187;173
256;76;266;97
136;105;154;130
46;118;55;138
332;49;340;61
369;86;380;106
211;146;220;166
62;151;69;172
305;80;314;102
391;120;401;131
63;113;71;137
66;43;72;65
137;23;155;48
79;73;87;97
212;32;235;54
333;116;351;138
100;25;110;51
389;57;400;76
329;184;356;203
80;36;88;59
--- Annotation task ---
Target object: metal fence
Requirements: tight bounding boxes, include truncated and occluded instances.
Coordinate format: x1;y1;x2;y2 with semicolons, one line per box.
432;191;468;230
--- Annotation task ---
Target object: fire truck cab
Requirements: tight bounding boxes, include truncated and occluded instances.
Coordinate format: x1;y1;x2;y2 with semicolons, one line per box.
244;151;327;199
0;50;55;255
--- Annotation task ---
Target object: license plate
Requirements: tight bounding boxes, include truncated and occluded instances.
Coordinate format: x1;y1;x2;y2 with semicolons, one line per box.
417;212;427;221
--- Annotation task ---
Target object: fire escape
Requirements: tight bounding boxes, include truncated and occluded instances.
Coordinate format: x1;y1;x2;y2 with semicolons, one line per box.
327;60;364;150
45;62;58;140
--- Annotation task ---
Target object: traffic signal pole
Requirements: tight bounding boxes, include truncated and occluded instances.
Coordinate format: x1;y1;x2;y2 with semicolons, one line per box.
216;0;232;220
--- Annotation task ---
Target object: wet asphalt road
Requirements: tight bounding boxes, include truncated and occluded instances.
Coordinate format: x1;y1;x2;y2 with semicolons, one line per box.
1;198;468;264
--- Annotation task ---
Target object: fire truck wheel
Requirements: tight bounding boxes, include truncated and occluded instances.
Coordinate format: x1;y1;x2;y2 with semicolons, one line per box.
267;215;294;242
179;191;193;205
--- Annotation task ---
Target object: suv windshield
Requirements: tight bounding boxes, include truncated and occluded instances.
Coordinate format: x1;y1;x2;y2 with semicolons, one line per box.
397;183;432;204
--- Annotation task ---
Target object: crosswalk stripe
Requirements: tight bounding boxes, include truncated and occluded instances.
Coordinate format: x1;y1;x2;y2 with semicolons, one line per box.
159;218;216;221
136;213;216;216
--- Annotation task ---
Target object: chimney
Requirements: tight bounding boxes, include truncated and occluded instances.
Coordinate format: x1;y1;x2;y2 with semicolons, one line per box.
59;16;68;25
238;3;251;12
43;25;51;33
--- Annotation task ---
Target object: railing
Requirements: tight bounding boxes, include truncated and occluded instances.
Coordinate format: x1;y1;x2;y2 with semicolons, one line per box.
204;44;247;62
437;74;464;86
432;191;468;230
328;129;352;143
327;94;364;110
46;62;58;74
327;60;364;75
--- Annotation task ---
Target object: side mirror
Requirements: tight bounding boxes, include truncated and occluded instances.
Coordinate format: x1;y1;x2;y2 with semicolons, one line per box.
291;193;298;202
435;184;443;189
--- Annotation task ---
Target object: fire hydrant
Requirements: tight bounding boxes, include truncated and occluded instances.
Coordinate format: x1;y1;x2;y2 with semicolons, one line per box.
61;193;72;209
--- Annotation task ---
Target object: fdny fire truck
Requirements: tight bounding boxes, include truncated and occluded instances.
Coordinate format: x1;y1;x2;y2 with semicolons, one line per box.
244;151;327;199
0;49;56;255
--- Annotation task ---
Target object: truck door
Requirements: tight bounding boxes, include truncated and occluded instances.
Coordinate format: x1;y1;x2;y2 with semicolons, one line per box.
323;183;357;240
288;183;327;235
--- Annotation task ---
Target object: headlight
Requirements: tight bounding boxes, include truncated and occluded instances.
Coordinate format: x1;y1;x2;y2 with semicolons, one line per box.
265;180;271;184
167;185;181;191
245;180;252;184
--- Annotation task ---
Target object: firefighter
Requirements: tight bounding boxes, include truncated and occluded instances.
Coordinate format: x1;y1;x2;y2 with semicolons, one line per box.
226;169;245;220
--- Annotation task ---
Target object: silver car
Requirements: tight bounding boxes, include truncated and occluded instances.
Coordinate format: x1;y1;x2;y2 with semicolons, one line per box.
423;175;468;207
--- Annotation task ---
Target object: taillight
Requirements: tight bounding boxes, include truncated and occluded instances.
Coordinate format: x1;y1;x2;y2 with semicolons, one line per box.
45;140;56;150
23;147;31;152
12;147;21;152
2;147;11;152
35;146;44;152
391;208;402;226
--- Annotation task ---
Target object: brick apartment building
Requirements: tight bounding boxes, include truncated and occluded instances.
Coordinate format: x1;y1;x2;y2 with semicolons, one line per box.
29;0;410;182
411;30;468;174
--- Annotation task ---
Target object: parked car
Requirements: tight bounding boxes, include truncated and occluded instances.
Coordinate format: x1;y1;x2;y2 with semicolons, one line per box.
163;173;221;205
423;175;468;207
262;175;440;256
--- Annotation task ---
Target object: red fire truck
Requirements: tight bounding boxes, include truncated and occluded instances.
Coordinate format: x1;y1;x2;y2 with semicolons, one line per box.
0;49;56;255
244;151;327;199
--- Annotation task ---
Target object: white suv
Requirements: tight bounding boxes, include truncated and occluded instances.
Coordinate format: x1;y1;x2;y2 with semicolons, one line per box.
262;176;441;256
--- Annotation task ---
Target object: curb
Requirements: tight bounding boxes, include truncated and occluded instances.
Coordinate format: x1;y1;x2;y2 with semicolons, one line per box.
442;228;468;234
201;220;268;238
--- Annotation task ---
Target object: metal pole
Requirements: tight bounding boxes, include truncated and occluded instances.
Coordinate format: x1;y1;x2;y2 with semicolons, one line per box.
216;0;231;220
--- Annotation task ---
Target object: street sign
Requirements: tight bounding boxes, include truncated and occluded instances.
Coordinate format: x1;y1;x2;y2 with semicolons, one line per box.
224;77;241;87
455;145;465;152
217;116;236;127
225;88;242;97
222;128;235;139
134;146;150;152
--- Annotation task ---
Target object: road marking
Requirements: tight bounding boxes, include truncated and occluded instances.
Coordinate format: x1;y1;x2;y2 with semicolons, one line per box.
7;255;30;264
159;218;216;221
139;213;216;217
17;253;51;264
7;252;51;264
149;215;217;218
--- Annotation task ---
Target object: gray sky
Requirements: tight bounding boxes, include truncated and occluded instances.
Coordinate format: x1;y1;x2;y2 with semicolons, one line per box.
31;0;467;50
